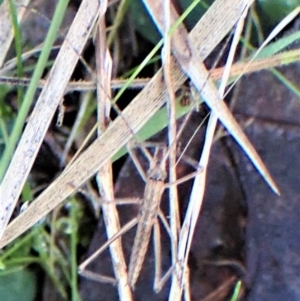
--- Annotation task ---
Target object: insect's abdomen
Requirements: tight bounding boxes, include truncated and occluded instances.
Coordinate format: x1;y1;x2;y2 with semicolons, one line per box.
128;178;165;289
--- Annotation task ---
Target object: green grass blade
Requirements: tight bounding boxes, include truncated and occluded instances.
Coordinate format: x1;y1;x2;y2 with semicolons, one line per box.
256;30;300;59
230;280;242;301
8;0;24;107
0;0;70;180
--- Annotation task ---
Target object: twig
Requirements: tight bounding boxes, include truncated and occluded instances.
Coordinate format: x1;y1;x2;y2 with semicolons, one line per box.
161;0;181;296
94;1;132;300
0;76;151;91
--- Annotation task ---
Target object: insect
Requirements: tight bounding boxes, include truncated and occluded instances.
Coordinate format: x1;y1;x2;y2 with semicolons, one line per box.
78;142;203;291
127;144;167;290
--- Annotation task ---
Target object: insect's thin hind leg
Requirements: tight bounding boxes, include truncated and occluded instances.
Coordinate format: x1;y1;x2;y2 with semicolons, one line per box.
127;141;149;182
153;218;175;292
165;167;203;188
79;217;138;282
153;210;181;292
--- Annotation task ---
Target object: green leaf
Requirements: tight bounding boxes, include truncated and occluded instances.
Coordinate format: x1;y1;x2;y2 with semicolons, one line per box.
0;268;37;301
258;0;300;24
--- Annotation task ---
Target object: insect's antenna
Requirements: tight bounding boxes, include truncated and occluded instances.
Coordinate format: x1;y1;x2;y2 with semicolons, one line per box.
98;82;142;139
14;3;94;76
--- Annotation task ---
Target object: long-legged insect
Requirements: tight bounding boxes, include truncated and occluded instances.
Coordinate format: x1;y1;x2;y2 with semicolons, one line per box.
127;144;167;290
79;141;203;290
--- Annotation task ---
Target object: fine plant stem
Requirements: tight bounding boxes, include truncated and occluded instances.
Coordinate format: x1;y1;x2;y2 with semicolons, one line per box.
7;0;24;107
70;199;81;301
0;230;36;263
271;68;300;98
107;0;131;47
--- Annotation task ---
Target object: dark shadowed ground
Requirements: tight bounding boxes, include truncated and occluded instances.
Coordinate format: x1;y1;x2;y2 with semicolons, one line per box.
230;65;300;301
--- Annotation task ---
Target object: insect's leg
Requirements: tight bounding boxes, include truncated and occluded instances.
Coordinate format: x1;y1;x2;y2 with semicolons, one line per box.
183;266;191;301
78;270;118;285
165;167;204;188
127;140;148;182
152;210;179;292
153;209;193;293
178;153;203;170
78;185;141;216
153;219;162;290
78;217;138;282
153;218;174;292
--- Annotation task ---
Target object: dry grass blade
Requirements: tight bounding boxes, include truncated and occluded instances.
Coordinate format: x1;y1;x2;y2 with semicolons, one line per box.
0;76;152;91
171;8;250;300
0;0;31;66
161;0;181;295
142;0;279;195
0;0;101;241
94;1;132;300
0;0;253;248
